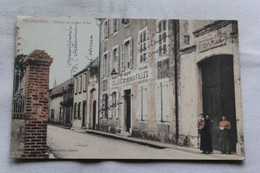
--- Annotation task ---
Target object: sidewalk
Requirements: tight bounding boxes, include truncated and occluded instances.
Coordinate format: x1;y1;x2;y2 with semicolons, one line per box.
85;129;244;160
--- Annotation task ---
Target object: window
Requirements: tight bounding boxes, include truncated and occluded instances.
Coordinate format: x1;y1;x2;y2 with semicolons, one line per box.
157;20;168;56
103;53;110;77
78;102;81;119
79;75;82;93
102;93;108;118
113;19;119;33
74;103;77;119
139;28;147;63
111;92;117;118
138;85;148;121
157;80;169;122
60;107;62;120
74;78;78;94
184;35;190;45
104;20;109;40
121;38;133;71
122;18;130;25
51;109;55;120
112;47;119;72
83;73;86;92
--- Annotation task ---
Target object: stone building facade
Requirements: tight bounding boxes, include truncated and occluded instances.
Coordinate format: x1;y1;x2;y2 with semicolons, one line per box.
72;68;88;130
48;79;74;128
178;20;244;155
98;19;244;155
71;58;99;130
86;58;99;129
99;19;178;143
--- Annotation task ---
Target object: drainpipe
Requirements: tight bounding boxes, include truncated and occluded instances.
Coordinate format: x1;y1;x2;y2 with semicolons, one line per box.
173;20;180;145
96;19;102;130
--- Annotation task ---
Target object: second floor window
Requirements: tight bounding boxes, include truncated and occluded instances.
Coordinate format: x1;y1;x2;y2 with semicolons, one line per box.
104;20;109;40
139;29;147;63
79;76;82;93
113;19;119;33
158;20;168;56
122;18;130;25
74;78;77;94
112;47;119;72
121;38;133;71
102;53;110;77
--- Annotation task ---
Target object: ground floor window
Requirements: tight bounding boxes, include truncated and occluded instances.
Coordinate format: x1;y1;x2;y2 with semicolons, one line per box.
74;103;77;119
78;102;81;119
111;92;117;118
138;85;148;121
51;109;55;120
156;80;169;122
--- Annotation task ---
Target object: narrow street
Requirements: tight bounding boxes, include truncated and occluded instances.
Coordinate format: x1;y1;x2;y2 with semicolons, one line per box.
47;125;238;160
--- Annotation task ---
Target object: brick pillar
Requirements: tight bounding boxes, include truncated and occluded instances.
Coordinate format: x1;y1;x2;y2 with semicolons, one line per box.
22;50;53;158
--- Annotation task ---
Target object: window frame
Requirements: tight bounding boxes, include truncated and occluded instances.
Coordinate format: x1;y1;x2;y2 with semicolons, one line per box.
156;20;169;61
138;27;148;66
112;45;119;73
122;18;131;27
138;84;148;122
103;19;109;41
156;78;169;123
112;19;120;35
123;36;133;70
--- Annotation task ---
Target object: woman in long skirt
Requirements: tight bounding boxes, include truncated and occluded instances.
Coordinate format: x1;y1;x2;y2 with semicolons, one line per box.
218;116;232;154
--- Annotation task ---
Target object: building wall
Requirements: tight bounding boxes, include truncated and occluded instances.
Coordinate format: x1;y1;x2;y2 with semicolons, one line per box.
48;79;74;125
49;95;63;123
99;19;177;144
86;74;99;129
178;20;244;155
72;71;87;129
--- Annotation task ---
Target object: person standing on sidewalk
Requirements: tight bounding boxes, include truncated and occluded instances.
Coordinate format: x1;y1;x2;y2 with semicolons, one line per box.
197;114;213;154
218;115;232;154
197;114;204;149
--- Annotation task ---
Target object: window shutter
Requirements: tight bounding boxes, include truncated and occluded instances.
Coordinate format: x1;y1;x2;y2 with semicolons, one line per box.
162;83;168;122
107;52;110;77
117;19;120;31
100;97;103;118
109;94;112;119
129;38;133;68
107;19;109;38
116;48;119;72
157;84;161;122
143;87;148;121
101;55;104;79
137;86;141;120
116;92;120;119
121;44;125;71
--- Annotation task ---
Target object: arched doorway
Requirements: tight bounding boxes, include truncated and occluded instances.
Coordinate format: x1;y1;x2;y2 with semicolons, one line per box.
198;55;237;152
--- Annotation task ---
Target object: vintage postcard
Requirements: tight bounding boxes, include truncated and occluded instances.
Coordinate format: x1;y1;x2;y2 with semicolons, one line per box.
10;16;245;160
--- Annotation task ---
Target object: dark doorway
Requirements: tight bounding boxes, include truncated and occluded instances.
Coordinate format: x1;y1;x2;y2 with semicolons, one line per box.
93;100;96;129
199;55;237;152
82;101;86;127
124;89;131;132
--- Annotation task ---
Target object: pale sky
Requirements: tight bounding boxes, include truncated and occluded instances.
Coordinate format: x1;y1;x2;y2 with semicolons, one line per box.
17;16;100;88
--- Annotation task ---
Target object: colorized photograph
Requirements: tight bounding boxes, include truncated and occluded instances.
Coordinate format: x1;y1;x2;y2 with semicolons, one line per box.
10;16;245;160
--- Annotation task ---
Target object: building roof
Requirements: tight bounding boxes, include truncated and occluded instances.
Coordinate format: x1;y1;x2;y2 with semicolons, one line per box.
73;57;99;77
